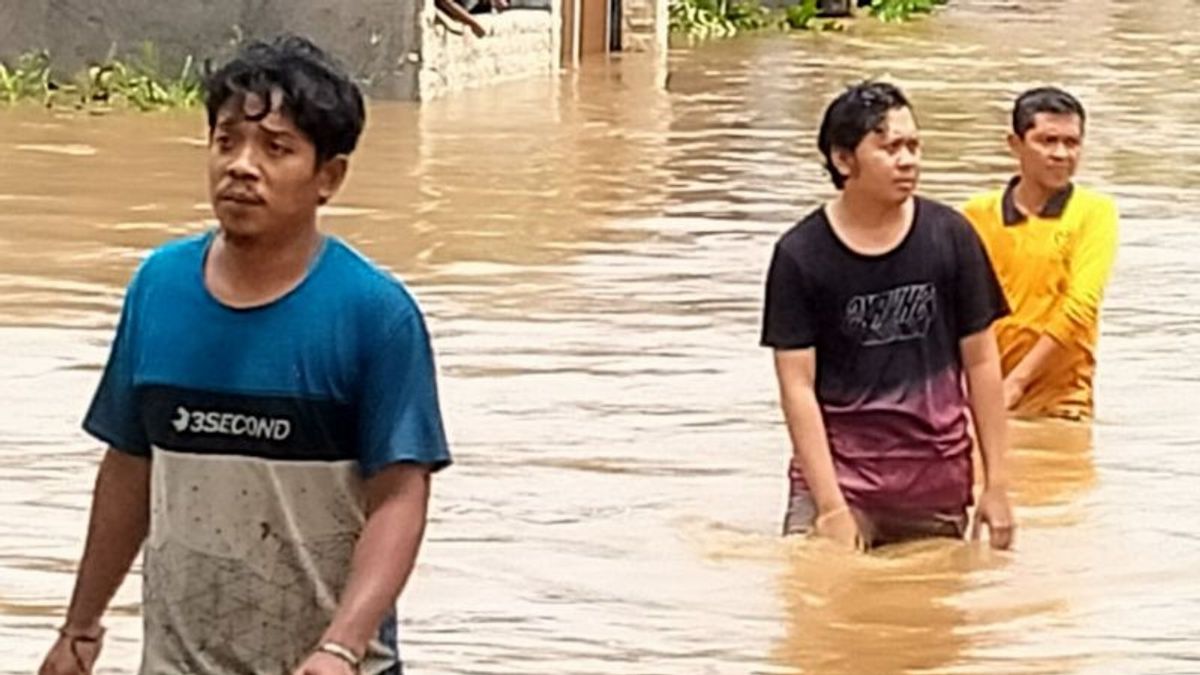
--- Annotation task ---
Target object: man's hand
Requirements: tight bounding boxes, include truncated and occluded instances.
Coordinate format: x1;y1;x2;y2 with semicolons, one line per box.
291;650;357;675
38;632;103;675
813;506;863;551
1003;376;1025;410
972;486;1016;550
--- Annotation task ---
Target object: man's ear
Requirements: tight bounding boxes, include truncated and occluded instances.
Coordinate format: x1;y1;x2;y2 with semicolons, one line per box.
832;147;857;183
316;156;349;206
1006;132;1023;158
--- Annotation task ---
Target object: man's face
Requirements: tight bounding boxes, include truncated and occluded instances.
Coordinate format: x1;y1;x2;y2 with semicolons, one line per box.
839;106;921;204
207;92;341;240
1009;112;1083;192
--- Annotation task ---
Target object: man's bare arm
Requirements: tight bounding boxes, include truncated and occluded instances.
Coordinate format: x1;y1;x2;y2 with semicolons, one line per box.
961;328;1015;550
39;449;150;674
774;349;859;547
306;464;431;662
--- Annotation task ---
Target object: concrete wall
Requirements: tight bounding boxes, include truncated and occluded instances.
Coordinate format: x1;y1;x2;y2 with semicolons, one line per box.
620;0;667;54
0;0;423;99
0;0;664;101
417;5;559;100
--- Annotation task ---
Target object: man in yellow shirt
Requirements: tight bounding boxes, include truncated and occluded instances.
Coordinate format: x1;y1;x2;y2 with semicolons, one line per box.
963;87;1118;420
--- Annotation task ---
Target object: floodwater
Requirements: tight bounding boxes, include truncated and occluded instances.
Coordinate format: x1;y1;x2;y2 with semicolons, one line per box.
2;0;1199;672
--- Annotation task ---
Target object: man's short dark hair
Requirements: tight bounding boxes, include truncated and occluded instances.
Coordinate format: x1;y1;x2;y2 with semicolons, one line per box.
204;35;366;164
1012;87;1085;138
817;81;912;189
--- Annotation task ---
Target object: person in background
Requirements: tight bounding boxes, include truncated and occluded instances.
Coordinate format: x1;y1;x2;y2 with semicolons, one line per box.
963;87;1118;421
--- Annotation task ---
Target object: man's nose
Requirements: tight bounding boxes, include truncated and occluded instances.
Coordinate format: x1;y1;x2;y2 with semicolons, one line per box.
226;142;261;179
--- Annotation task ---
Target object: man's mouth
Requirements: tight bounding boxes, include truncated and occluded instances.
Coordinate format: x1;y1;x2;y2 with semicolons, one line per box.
219;191;265;205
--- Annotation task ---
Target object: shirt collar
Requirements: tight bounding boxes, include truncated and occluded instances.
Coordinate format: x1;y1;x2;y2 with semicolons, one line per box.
1001;175;1074;226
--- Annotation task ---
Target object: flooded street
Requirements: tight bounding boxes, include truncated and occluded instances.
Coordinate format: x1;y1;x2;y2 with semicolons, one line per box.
2;0;1200;672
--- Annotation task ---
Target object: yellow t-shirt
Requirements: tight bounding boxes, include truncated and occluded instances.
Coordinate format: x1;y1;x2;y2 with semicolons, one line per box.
963;180;1118;419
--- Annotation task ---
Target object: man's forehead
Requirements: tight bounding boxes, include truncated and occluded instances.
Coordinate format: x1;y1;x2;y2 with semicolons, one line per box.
874;111;919;139
215;92;297;134
1029;112;1082;135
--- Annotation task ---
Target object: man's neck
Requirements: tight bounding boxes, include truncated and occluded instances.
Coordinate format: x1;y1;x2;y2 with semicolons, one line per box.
206;224;323;308
827;189;914;256
1012;176;1058;218
832;187;911;232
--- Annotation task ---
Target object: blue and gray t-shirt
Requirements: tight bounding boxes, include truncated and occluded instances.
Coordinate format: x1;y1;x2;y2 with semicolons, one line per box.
84;231;450;674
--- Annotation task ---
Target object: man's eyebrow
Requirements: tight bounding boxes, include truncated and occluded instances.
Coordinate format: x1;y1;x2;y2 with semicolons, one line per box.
258;122;301;140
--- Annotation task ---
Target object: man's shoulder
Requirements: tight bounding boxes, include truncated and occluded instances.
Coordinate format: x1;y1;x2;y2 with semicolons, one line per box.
960;189;1004;225
322;238;421;317
916;196;975;234
776;205;830;253
137;232;210;278
918;196;967;219
962;188;1004;210
1070;184;1118;214
120;232;211;299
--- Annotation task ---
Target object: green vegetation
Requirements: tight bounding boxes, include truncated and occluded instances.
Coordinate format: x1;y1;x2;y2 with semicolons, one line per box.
667;0;841;37
0;43;203;111
868;0;948;22
670;0;947;39
783;0;819;30
668;0;770;39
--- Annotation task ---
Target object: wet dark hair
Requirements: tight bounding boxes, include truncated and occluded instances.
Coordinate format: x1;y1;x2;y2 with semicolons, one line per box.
817;81;912;189
204;35;366;164
1012;87;1085;138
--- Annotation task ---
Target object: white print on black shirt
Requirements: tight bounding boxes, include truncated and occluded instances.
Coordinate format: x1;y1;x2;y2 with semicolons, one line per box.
171;406;292;441
841;282;937;346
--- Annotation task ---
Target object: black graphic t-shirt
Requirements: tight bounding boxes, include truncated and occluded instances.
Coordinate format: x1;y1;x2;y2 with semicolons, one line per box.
761;197;1009;511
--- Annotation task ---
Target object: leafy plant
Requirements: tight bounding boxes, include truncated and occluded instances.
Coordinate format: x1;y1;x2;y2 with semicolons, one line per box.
868;0;948;22
0;51;53;104
784;0;818;29
727;0;773;30
0;43;204;111
670;0;740;38
670;0;931;39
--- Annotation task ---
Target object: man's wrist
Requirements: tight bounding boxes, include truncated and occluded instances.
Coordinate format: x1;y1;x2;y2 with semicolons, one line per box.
59;618;105;640
812;490;848;514
315;640;362;672
318;626;367;659
983;476;1010;492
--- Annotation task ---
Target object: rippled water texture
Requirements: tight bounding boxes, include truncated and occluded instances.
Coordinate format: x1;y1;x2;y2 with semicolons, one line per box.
2;0;1199;672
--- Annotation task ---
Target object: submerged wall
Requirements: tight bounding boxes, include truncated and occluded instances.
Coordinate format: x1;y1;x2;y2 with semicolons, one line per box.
417;6;559;100
0;0;424;99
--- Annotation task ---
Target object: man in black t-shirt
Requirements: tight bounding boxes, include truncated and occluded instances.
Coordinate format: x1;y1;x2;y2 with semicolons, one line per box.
761;81;1016;550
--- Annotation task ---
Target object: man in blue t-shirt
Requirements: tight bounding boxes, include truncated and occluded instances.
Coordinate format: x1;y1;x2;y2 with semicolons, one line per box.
39;36;450;675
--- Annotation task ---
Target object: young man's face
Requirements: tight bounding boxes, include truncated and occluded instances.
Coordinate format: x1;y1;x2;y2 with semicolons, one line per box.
838;106;921;204
1009;112;1082;192
207;92;344;241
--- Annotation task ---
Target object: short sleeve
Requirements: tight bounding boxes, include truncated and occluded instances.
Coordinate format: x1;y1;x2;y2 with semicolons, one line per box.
951;216;1010;337
83;277;151;456
357;305;452;476
761;243;818;350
